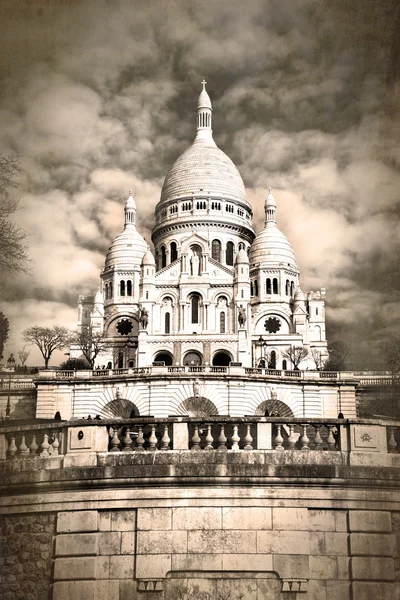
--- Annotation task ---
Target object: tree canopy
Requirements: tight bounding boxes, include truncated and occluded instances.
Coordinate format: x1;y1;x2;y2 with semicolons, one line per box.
0;311;10;361
281;345;309;370
70;327;109;369
23;326;70;368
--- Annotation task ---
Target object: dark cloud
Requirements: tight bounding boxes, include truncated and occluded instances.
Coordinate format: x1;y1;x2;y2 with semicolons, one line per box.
1;0;400;364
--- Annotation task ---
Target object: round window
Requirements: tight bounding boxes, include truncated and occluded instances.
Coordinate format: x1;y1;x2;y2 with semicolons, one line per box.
116;319;133;336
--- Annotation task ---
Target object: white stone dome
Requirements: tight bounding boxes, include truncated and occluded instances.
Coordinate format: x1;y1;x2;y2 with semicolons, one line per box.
249;223;297;268
105;228;147;269
159;138;248;207
235;248;249;264
142;248;156;266
93;288;104;303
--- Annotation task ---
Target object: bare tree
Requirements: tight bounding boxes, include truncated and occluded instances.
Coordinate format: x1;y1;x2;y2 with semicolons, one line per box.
23;326;70;368
18;345;30;367
70;327;109;369
0;154;30;275
311;348;327;371
281;345;309;370
0;310;10;361
325;341;352;371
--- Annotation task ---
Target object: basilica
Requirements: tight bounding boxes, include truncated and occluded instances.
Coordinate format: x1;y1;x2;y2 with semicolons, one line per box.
74;83;328;372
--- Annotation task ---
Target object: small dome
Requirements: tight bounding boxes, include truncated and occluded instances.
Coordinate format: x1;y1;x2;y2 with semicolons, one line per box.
249;224;297;268
197;88;212;110
105;228;147;269
142;248;156;266
125;190;136;209
94;288;104;304
235;248;249;265
294;287;305;302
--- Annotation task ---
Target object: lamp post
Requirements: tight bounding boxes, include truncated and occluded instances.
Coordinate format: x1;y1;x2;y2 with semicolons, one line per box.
5;354;16;419
257;336;267;368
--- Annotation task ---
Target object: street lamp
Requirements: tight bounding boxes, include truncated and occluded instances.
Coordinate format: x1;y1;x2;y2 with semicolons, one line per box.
257;336;267;368
5;354;16;418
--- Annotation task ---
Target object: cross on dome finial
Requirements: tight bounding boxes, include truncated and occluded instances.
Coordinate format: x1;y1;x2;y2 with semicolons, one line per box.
129;189;133;197
268;185;272;194
201;79;207;90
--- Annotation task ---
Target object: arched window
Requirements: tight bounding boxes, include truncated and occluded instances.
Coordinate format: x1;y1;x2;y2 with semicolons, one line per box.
273;278;278;294
255;280;258;296
120;280;125;296
220;312;226;333
316;307;319;316
126;280;132;296
118;352;124;369
191;295;200;324
104;284;108;300
269;350;276;369
165;312;171;334
212;239;221;262
238;242;245;250
290;281;294;296
161;246;167;268
250;282;254;296
170;242;178;262
109;282;113;298
266;278;272;295
282;359;287;370
286;280;290;295
226;241;234;266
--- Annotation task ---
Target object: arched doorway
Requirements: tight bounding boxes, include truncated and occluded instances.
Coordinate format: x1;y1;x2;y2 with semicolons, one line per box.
212;351;232;366
183;351;203;366
176;397;218;417
255;399;293;418
102;398;140;419
153;351;173;366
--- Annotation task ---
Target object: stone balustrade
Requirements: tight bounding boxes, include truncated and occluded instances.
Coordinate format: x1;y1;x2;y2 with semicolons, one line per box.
1;417;400;466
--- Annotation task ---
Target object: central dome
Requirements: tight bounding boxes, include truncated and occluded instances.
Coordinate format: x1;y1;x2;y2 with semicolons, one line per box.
159;137;247;206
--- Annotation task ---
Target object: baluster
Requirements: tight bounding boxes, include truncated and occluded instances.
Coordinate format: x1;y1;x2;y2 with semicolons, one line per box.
191;424;201;450
231;424;240;451
300;425;310;451
122;428;133;452
218;424;228;451
313;425;323;450
148;425;158;451
388;427;398;453
40;433;50;457
8;436;17;459
135;426;145;452
19;435;29;456
326;426;336;450
51;432;60;456
244;424;253;451
29;435;39;455
110;427;121;452
161;424;170;450
288;425;297;450
274;424;284;451
204;424;214;450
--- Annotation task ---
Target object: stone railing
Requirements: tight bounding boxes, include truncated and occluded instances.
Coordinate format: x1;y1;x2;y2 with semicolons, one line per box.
1;417;400;466
36;366;356;381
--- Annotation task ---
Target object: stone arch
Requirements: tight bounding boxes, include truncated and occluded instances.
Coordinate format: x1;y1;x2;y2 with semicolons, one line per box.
176;396;218;417
103;398;140;418
254;399;294;417
153;350;173;366
212;350;233;366
183;350;203;366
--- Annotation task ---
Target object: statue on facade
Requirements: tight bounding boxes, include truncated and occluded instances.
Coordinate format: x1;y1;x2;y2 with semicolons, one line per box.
238;305;247;327
139;306;149;329
190;249;200;276
193;378;200;399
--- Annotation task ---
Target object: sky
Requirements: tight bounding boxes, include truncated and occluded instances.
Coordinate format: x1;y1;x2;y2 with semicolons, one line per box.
0;0;399;367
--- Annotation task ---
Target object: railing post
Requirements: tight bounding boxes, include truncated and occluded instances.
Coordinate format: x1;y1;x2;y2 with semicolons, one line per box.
256;422;272;450
0;433;7;460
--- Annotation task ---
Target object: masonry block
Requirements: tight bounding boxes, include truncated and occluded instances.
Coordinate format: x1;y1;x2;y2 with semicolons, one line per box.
310;532;325;555
53;581;95;600
273;554;309;578
307;580;327;600
188;530;256;554
222;506;272;530
309;509;335;531
325;532;348;555
121;531;135;554
173;506;222;530
98;532;121;555
257;530;310;554
98;511;112;531
57;511;98;533
109;555;134;579
55;533;98;556
272;507;308;530
349;510;391;532
137;508;172;530
137;530;187;554
309;555;338;579
111;510;136;531
222;553;273;572
54;557;97;580
96;556;110;579
136;554;171;579
95;580;120;600
119;580;136;600
335;511;348;532
172;553;223;572
325;581;350;600
352;582;400;600
350;532;396;556
351;556;395;580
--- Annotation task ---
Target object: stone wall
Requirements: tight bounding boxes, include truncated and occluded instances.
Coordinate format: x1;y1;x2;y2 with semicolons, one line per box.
0;513;56;600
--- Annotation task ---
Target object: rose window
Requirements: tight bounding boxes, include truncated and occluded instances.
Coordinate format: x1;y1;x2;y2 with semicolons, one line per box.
264;317;281;334
116;319;133;336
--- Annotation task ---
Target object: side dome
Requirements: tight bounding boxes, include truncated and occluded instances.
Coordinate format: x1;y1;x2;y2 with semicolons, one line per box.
142;248;156;266
104;192;148;269
235;248;249;265
249;188;297;269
